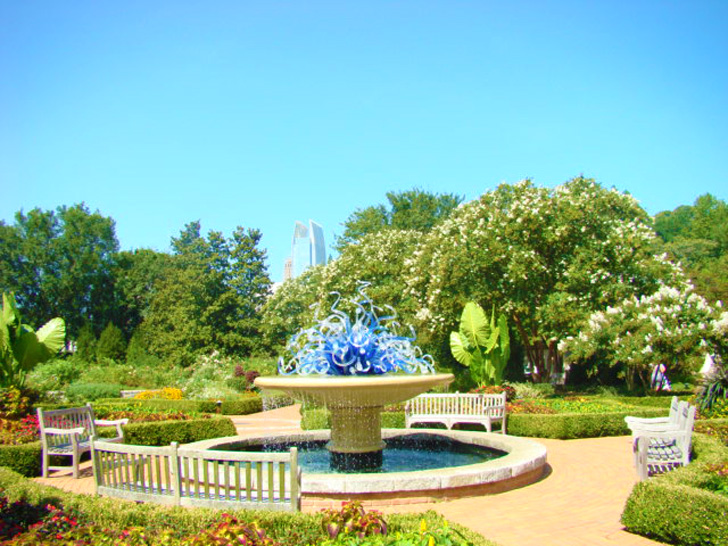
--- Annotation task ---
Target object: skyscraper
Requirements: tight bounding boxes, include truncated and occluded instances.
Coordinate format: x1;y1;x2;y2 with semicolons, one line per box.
284;220;326;280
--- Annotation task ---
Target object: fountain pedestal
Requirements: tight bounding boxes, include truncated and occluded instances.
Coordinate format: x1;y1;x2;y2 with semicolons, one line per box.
255;373;454;471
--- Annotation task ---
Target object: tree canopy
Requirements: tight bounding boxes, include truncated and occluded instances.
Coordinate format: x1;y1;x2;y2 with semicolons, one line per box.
406;178;672;382
141;222;272;366
654;193;728;303
0;204;118;337
334;188;463;252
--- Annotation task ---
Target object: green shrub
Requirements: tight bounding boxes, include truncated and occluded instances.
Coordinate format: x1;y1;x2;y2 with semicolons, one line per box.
66;383;124;403
25;359;83;393
122;416;237;446
0;441;41;476
507;409;666;439
96;322;127;361
301;407;666;439
94;396;264;416
221;397;263;415
622;435;728;545
0;468;494;546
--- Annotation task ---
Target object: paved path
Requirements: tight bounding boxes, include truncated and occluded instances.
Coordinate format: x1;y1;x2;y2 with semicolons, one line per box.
33;405;662;546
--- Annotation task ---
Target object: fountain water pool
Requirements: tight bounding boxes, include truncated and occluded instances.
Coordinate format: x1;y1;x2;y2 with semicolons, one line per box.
187;428;547;505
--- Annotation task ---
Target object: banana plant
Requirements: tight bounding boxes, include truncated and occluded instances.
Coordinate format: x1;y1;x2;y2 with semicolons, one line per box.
0;292;65;389
449;302;510;386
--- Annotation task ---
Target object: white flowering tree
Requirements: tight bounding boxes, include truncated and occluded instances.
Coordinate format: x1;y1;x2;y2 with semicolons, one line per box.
406;177;674;382
260;266;324;353
319;229;421;319
563;282;725;390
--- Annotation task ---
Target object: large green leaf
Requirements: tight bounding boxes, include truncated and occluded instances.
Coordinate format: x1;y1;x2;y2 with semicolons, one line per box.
497;313;510;363
13;331;45;371
458;302;489;347
449;331;473;367
36;317;66;354
2;293;20;331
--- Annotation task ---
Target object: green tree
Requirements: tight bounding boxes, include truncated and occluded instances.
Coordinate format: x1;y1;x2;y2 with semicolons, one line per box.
654;194;728;303
74;322;97;362
96;322;127;361
407;178;672;382
335;188;463;252
0;204;119;337
111;249;172;339
141;222;271;366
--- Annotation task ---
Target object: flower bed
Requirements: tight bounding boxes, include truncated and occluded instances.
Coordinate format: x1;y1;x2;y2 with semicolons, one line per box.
0;468;495;546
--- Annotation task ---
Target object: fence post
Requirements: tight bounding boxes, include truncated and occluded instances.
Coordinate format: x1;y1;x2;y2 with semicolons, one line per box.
170;442;181;505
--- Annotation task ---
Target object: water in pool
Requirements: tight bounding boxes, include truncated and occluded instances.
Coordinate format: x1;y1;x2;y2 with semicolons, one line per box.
215;433;505;474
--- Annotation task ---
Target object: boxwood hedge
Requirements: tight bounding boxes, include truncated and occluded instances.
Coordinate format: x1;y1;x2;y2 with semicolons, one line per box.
93;396;265;416
301;407;667;439
621;434;728;545
0;441;41;477
122;416;237;446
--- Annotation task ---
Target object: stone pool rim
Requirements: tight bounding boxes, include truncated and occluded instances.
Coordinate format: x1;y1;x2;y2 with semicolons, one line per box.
184;429;548;498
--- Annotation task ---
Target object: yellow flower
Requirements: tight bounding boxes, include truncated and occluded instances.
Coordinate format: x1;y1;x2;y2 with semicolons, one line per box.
429;536;435;546
420;519;427;533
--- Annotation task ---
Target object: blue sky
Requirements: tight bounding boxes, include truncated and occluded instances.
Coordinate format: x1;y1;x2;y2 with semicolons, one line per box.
1;1;726;282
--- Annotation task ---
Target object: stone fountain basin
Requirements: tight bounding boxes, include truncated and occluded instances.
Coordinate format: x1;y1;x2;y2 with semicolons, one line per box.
186;429;548;503
254;374;454;408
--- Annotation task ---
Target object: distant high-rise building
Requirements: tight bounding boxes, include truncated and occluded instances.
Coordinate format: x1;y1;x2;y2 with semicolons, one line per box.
285;220;326;280
283;257;293;281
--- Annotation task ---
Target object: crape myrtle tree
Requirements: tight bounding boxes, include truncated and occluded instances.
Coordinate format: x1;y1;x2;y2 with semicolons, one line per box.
141;222;271;367
319;229;421;318
260;265;324;353
0;204;118;338
405;178;674;383
563;277;727;390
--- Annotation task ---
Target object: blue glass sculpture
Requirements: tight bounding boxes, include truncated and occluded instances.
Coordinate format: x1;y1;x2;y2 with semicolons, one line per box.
278;283;434;376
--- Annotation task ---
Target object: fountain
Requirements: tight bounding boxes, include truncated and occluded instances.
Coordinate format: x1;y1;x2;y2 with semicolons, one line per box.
189;285;547;505
255;285;453;471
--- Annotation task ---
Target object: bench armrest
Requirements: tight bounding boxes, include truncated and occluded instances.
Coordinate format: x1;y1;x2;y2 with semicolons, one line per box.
627;422;681;435
625;416;670;425
44;427;86;436
95;418;129;426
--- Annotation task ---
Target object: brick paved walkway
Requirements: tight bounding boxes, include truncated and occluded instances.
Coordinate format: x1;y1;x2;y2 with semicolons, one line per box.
33;405;663;546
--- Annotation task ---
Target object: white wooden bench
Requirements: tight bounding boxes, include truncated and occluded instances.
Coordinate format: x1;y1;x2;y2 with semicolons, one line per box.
90;439;301;512
625;396;680;434
405;392;507;434
37;404;128;478
631;403;696;480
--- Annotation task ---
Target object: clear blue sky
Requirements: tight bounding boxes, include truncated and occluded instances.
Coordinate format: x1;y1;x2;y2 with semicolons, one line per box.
2;1;726;282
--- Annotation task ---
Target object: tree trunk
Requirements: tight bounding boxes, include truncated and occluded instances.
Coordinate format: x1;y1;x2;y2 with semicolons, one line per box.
512;314;558;383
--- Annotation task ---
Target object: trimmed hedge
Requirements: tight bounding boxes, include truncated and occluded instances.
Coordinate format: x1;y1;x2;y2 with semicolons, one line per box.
0;441;41;477
621;434;728;545
122;416;237;446
0;467;496;546
506;408;666;439
301;407;667;440
94;396;265;416
66;383;124;403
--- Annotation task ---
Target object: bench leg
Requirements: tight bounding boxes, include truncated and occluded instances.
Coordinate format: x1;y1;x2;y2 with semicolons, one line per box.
42;449;50;478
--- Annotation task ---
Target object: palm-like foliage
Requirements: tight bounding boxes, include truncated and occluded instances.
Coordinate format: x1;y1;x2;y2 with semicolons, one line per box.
0;293;65;389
